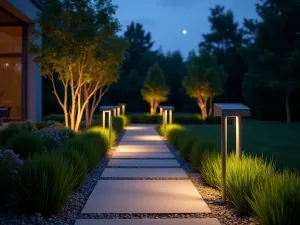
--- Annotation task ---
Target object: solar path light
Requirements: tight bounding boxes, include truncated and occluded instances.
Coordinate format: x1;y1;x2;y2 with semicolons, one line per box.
214;103;250;203
161;106;174;138
100;106;115;145
118;103;126;115
158;105;163;116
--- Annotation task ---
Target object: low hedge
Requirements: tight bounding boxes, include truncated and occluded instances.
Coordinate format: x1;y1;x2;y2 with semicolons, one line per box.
163;123;300;223
128;114;162;124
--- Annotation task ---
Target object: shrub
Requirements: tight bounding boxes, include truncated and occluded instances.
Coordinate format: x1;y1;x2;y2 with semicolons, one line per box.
204;115;234;124
177;133;198;161
0;126;21;147
56;149;88;189
43;114;65;122
112;117;124;134
200;149;221;188
0;149;23;207
35;128;76;151
190;140;217;171
248;170;300;225
18;153;76;216
226;153;275;214
173;114;202;124
58;134;105;170
36;120;64;130
119;115;129;126
5;131;45;159
163;124;187;148
84;126;116;150
128;114;162;124
8;121;36;132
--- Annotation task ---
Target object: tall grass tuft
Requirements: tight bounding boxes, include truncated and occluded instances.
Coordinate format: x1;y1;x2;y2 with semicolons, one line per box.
200;149;221;188
226;153;275;214
248;170;300;225
18;154;76;216
84;126;116;149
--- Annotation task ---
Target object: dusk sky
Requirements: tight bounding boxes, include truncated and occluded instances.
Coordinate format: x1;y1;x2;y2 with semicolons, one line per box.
112;0;258;58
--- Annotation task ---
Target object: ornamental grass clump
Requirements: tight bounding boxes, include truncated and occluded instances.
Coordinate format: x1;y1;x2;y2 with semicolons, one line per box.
226;153;275;214
159;124;186;148
56;149;88;190
248;170;300;225
200;149;221;188
0;149;23;207
5;131;45;159
18;153;76;216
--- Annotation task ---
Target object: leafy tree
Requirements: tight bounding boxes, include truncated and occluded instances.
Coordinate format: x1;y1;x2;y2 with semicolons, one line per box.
200;5;246;103
30;0;127;131
242;0;300;122
183;49;227;120
141;63;169;115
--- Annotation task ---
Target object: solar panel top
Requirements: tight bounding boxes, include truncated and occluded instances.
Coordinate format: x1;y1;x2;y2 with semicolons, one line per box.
214;103;249;110
214;103;250;117
99;106;115;111
160;106;175;110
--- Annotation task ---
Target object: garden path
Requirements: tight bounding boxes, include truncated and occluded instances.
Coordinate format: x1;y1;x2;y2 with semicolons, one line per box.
75;124;220;225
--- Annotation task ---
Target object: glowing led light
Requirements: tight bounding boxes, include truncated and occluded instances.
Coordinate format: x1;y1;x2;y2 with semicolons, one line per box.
182;30;187;34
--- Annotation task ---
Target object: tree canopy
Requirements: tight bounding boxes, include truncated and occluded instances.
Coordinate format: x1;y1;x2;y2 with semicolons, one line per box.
141;63;169;115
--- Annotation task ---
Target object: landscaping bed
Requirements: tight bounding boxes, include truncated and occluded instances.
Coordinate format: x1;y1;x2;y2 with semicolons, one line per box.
0;116;128;225
160;124;300;225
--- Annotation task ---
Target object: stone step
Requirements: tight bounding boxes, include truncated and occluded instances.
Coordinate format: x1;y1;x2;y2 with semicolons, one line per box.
81;180;211;214
107;159;180;167
75;218;221;225
101;168;188;178
111;152;175;159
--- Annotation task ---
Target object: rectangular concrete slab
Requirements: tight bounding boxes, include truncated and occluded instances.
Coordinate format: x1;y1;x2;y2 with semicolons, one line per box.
75;219;221;225
107;159;180;167
116;147;170;153
118;141;168;146
111;152;175;159
81;180;211;213
101;168;188;178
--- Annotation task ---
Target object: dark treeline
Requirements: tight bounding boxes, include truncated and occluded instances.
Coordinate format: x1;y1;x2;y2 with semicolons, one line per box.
43;0;300;122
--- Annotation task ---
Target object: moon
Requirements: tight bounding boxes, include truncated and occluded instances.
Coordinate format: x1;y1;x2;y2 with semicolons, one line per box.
182;30;187;35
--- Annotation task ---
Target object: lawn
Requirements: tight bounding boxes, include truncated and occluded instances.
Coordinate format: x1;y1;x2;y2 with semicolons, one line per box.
186;119;300;171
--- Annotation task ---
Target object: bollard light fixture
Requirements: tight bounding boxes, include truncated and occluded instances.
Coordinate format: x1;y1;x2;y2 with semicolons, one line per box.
160;106;174;138
100;106;115;145
118;103;126;115
214;103;250;203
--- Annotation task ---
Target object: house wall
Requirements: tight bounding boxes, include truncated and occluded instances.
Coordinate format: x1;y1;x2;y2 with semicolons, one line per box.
5;0;42;122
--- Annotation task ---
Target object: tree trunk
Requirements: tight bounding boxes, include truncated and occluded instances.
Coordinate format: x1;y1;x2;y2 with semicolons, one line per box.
209;97;213;116
201;106;208;120
285;93;291;123
197;96;208;120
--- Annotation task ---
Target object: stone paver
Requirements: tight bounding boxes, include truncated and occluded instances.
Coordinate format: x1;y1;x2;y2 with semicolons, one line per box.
116;147;170;153
111;152;175;159
118;141;168;146
81;180;211;214
75;219;221;225
101;168;188;178
107;159;180;167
